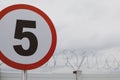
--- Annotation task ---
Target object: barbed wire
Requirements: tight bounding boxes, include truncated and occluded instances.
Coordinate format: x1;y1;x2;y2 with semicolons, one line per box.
44;49;120;72
1;49;120;72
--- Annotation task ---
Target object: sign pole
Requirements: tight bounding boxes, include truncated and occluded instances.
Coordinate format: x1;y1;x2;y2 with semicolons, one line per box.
22;70;27;80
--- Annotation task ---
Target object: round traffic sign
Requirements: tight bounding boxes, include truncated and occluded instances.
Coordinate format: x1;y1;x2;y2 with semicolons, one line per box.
0;4;57;70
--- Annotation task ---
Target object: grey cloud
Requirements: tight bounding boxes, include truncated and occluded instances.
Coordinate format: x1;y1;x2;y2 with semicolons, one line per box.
1;0;120;51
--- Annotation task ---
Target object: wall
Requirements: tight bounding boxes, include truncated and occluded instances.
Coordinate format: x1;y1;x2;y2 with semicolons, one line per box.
1;72;120;80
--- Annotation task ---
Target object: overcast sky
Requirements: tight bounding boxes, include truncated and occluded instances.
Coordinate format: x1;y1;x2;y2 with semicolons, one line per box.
1;0;120;51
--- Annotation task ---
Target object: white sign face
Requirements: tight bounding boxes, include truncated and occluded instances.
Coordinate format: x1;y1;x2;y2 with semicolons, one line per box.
0;4;57;70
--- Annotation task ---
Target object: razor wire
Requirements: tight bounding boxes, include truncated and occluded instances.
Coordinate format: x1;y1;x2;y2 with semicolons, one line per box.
42;49;120;72
1;49;120;72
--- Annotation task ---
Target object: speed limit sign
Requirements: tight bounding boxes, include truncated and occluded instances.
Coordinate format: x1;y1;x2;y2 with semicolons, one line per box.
0;4;57;70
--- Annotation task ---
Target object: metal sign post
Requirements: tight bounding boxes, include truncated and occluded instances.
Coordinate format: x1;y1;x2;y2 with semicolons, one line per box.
0;4;57;80
22;70;27;80
73;70;82;80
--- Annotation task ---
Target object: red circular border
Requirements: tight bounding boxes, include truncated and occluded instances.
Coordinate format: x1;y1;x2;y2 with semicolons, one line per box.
0;4;57;70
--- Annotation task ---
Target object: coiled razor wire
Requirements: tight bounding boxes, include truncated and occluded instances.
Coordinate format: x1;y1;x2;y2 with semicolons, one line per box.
1;48;120;72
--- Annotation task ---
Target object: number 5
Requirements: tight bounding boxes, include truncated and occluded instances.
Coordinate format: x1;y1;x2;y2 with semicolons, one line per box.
13;20;38;56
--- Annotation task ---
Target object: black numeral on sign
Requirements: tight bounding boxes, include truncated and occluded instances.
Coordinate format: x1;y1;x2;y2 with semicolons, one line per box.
13;20;38;56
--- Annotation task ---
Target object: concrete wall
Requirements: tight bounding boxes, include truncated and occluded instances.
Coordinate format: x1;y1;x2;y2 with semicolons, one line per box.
1;72;120;80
